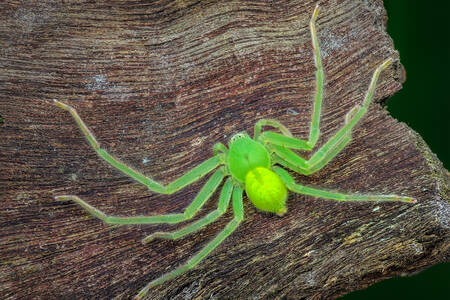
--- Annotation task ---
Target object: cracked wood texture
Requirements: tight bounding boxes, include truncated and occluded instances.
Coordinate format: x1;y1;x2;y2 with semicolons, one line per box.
1;0;448;299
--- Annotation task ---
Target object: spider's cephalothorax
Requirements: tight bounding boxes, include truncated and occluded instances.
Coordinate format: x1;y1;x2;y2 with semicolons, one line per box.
227;132;287;215
52;5;415;299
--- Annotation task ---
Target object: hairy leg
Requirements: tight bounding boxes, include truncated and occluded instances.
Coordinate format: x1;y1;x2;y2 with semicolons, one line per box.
135;185;244;299
273;133;351;175
142;178;233;243
55;169;225;224
274;167;416;203
271;58;392;175
54;100;223;194
272;106;356;174
254;5;323;151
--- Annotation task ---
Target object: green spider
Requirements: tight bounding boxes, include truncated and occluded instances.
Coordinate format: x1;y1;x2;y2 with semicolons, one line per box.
53;5;415;299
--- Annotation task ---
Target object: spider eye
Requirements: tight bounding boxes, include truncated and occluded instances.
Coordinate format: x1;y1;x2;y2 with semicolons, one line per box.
230;132;246;143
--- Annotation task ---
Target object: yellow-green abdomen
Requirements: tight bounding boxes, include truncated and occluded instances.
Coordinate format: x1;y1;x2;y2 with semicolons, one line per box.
245;167;287;215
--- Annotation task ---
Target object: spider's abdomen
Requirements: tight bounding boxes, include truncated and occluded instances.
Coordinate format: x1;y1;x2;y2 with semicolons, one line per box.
245;167;287;215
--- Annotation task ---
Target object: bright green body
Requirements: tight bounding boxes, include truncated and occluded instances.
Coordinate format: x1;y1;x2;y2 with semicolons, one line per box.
228;133;271;182
51;5;415;299
227;133;287;215
245;167;287;215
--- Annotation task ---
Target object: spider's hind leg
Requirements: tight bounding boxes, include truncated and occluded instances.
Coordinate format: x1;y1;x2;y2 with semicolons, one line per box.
274;166;416;203
135;185;244;299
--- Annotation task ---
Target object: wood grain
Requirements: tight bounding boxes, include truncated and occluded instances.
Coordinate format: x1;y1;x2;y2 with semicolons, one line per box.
0;0;448;299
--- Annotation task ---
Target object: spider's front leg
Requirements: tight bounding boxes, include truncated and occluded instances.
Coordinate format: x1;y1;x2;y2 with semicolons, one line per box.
53;100;224;194
271;58;393;175
255;5;323;151
256;5;393;176
53;100;228;224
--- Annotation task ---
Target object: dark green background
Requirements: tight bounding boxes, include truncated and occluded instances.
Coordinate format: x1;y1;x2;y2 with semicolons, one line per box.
341;0;449;299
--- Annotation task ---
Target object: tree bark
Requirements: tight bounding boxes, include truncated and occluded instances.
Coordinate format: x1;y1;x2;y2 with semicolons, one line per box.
0;0;448;299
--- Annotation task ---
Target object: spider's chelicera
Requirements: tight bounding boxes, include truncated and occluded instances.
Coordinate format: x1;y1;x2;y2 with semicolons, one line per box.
53;5;415;299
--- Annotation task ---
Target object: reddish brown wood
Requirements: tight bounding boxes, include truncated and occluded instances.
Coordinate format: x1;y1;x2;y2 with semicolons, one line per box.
0;0;448;299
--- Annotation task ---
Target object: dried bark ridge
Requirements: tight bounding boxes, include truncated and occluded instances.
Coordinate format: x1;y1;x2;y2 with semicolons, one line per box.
0;0;448;299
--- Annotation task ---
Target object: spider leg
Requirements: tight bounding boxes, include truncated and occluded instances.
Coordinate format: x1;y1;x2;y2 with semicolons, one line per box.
254;119;294;140
307;58;393;164
257;128;310;150
213;142;229;156
271;58;393;175
273;133;351;175
135;185;244;299
274;167;416;203
141;178;233;243
308;4;324;148
55;169;225;224
53;100;222;194
254;5;323;151
271;106;356;174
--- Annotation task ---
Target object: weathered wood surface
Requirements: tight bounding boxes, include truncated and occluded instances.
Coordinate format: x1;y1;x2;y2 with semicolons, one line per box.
0;0;448;299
